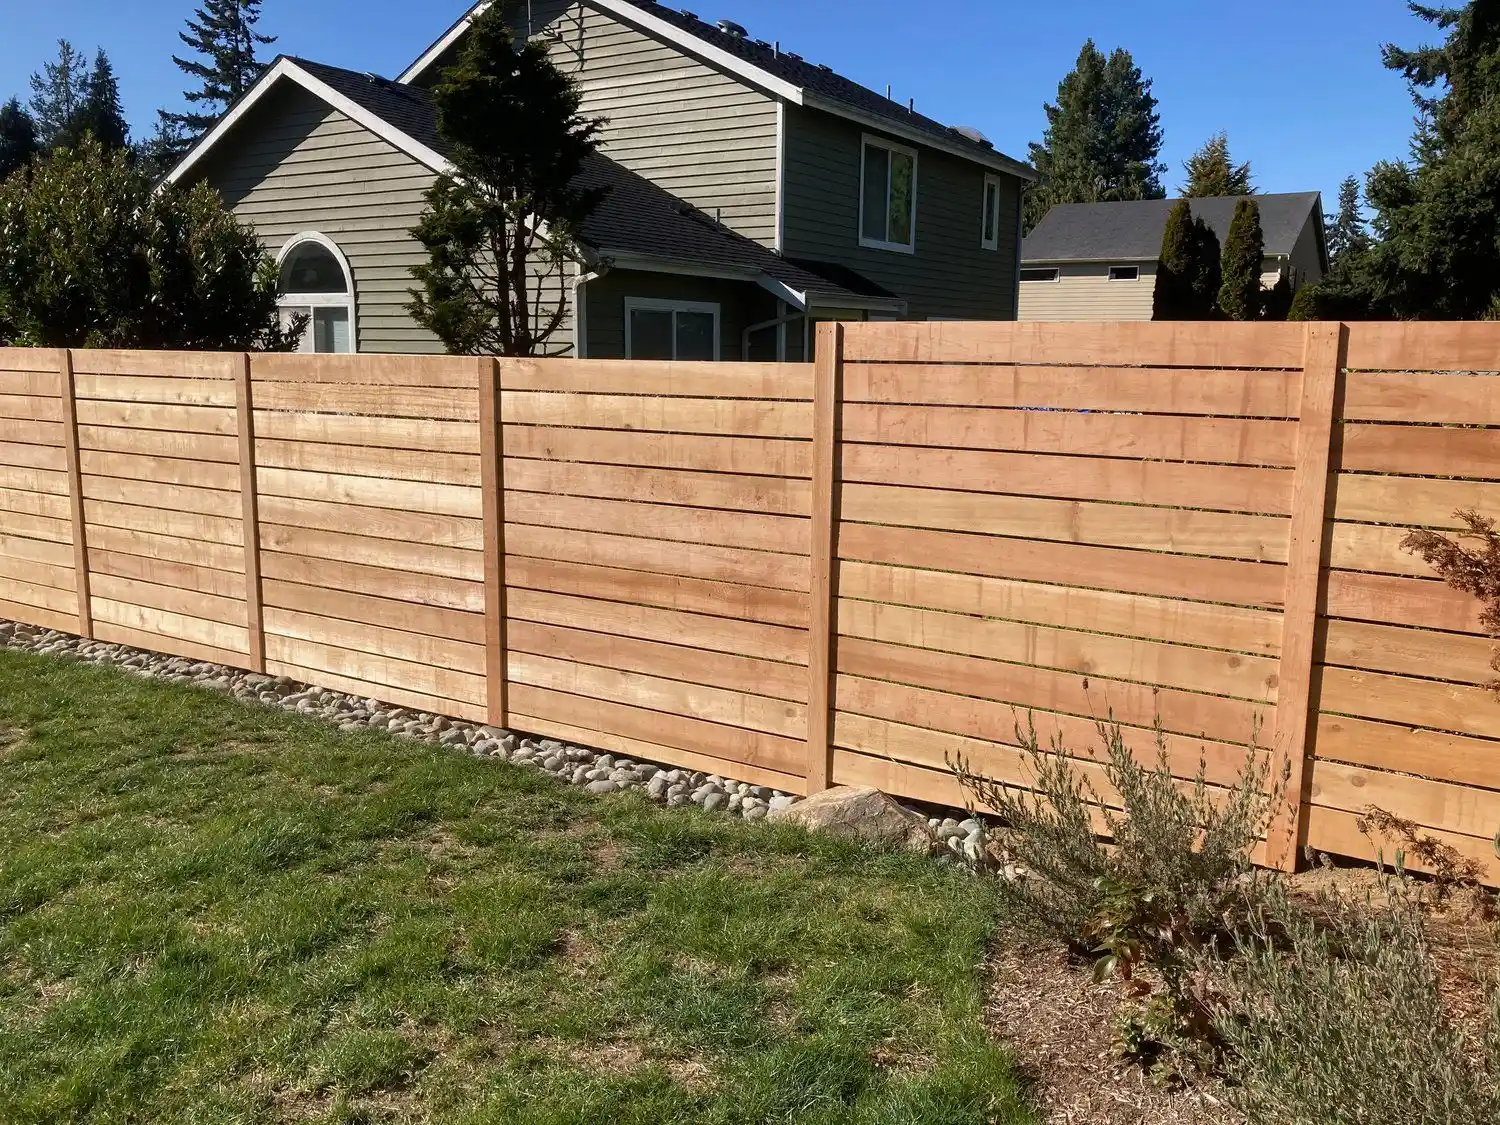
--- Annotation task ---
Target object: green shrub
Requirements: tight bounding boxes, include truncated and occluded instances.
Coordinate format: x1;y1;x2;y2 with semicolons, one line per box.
1210;877;1500;1125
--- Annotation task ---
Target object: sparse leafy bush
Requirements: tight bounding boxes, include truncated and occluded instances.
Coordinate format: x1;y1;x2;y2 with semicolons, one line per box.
1209;876;1500;1125
1357;805;1490;902
1403;509;1500;697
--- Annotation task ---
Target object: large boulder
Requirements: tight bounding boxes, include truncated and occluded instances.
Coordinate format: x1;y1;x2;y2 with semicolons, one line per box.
767;786;935;854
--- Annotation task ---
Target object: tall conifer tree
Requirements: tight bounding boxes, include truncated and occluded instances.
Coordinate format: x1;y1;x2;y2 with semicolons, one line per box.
159;0;276;146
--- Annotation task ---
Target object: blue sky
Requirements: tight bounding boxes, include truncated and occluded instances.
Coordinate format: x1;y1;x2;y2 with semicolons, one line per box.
1;0;1431;207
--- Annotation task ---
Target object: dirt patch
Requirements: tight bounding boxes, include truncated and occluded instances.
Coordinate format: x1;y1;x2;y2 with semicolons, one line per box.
0;726;24;758
986;943;1240;1125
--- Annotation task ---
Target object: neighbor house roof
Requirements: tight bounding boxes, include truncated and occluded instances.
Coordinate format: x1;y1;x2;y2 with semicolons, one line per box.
398;0;1036;180
166;56;903;313
1023;192;1324;264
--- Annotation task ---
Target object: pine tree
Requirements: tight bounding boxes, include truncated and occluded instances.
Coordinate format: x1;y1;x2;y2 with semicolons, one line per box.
1326;174;1371;268
1218;198;1266;321
1181;132;1255;197
159;0;276;144
28;40;89;149
1024;40;1166;231
0;99;40;181
58;50;130;151
1152;199;1221;320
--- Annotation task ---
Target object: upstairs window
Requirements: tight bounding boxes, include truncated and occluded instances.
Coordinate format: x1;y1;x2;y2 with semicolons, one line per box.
1020;267;1060;282
1108;265;1140;281
981;175;1003;251
860;136;917;253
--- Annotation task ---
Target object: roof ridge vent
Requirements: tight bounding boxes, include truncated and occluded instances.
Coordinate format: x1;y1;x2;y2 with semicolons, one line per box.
717;18;748;37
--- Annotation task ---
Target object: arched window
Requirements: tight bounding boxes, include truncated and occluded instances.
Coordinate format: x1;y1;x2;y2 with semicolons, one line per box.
276;233;356;353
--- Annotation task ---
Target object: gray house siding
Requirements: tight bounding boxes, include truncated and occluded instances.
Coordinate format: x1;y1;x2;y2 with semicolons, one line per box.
583;270;778;360
780;106;1021;321
422;0;779;247
194;83;572;355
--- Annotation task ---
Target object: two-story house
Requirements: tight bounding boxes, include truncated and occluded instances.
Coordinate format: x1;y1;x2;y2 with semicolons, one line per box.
166;0;1035;359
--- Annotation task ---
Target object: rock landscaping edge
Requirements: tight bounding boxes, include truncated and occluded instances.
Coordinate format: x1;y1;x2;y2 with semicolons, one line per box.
0;619;990;864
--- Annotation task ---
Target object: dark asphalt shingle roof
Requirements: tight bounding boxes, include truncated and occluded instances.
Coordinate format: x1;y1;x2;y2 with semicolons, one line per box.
286;58;896;306
1022;193;1324;263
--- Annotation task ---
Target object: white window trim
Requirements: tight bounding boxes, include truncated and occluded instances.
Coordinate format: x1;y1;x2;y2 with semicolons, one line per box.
981;174;1003;251
624;297;721;361
1107;265;1141;282
276;232;357;353
858;134;918;255
1019;267;1061;283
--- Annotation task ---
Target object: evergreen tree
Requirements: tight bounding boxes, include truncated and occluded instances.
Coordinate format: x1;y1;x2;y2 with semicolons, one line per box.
1218;198;1266;320
1355;2;1500;318
1181;132;1255;197
408;6;604;356
0;99;40;181
134;119;189;180
159;0;275;145
28;40;89;149
1152;199;1221;319
1024;40;1166;231
1262;272;1294;320
58;51;129;151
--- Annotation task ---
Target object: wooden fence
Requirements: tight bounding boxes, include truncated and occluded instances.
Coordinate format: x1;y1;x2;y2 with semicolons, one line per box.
2;322;1499;881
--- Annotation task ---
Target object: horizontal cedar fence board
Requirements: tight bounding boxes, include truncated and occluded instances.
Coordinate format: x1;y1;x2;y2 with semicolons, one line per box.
82;501;242;547
259;525;484;584
0;370;62;396
501;391;812;438
1306;805;1500;885
838;562;1283;656
1315;714;1500;791
80;450;242;491
507;711;805;795
842;404;1299;466
0;579;76;616
508;652;806;740
0;418;65;446
508;684;807;780
1319;619;1496;684
77;424;239;463
504;426;813;478
75;400;236;435
0;348;61;373
844;364;1299;417
92;620;245;668
1337;422;1500;477
4;512;73;545
505;524;811;593
840;321;1309;369
260;550;484;612
507;588;808;666
86;525;243;574
505;492;807;555
74;375;236;407
1343;322;1500;373
264;656;488;724
258;496;483;550
506;556;808;629
1327;523;1437;578
92;599;248;655
89;573;244;627
1;489;70;522
256;467;482;519
255;439;479;486
501;357;815;399
252;381;479;421
842;444;1293;516
504;458;814;517
250;353;481;386
1309;758;1500;842
89;549;245;600
839;523;1288;610
508;619;808;705
1324;570;1482;632
253;411;481;454
262;580;484;645
838;636;1269;745
842;484;1289;562
81;476;241;520
0;463;69;494
1319;665;1500;741
1332;474;1500;529
838;598;1279;701
0;554;75;594
266;634;485;707
0;394;64;422
69;350;229;378
264;607;486;678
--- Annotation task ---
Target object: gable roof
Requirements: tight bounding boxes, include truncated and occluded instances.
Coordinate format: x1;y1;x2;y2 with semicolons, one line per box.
1023;193;1325;265
168;56;902;312
399;0;1035;180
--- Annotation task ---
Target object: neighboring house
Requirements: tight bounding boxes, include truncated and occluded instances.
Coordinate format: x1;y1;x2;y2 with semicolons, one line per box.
1018;192;1326;322
166;0;1035;358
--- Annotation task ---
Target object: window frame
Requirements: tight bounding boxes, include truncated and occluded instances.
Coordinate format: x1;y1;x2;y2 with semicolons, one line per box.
1107;265;1141;282
858;134;919;255
623;297;721;361
275;232;357;354
1019;266;1061;283
980;174;1003;251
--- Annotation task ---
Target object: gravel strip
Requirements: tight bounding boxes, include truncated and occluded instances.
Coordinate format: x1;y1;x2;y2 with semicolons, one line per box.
0;618;983;854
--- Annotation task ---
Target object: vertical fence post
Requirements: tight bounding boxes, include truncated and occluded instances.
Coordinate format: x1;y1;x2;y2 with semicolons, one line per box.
1263;321;1345;872
806;322;844;793
57;348;92;640
233;352;266;673
479;357;508;730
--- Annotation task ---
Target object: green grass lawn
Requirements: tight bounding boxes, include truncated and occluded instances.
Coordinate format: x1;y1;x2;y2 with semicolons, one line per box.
0;648;1034;1125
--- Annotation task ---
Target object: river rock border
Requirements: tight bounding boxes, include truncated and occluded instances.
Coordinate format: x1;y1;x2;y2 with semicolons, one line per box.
0;620;987;861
